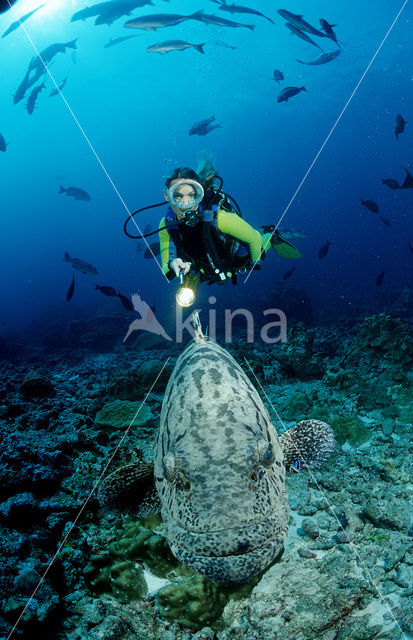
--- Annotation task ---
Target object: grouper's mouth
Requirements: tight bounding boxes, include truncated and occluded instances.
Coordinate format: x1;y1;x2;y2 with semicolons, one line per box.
170;535;284;585
164;510;285;560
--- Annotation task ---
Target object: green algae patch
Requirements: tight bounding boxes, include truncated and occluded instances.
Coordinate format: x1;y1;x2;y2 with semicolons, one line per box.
280;391;312;421
330;414;371;445
95;400;152;429
157;575;229;628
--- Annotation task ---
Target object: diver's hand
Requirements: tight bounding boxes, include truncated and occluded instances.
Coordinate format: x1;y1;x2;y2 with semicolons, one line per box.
169;258;191;277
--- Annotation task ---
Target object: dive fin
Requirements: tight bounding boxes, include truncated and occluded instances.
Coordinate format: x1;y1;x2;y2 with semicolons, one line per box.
271;231;302;258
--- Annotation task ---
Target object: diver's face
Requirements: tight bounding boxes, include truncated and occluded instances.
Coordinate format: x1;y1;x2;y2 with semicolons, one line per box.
164;180;199;219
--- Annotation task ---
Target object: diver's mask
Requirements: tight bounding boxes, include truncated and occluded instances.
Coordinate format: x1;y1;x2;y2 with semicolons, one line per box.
167;179;204;225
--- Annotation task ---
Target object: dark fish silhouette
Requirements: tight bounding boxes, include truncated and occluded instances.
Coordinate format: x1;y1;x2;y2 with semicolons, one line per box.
118;292;134;311
318;241;331;259
189;115;222;136
66;273;75;301
96;284;118;296
381;178;399;189
2;3;45;38
360;199;379;213
409;242;413;254
0;132;8;152
25;82;45;115
49;76;68;97
59;186;91;201
72;0;153;24
28;39;78;72
379;216;391;227
213;1;275;24
197;12;255;30
376;270;385;286
277;86;306;103
272;69;284;83
0;0;19;14
395;114;407;140
96;1;153;27
283;266;296;280
104;35;138;48
296;50;340;65
144;242;161;258
319;18;341;48
277;9;327;37
285;22;323;52
401;167;413;189
64;251;99;275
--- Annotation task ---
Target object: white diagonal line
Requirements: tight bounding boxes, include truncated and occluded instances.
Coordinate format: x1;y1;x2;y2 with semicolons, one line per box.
244;357;408;638
244;0;409;283
5;0;166;276
6;358;170;639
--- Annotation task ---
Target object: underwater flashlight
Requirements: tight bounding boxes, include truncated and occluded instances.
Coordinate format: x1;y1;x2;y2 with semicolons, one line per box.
176;271;200;308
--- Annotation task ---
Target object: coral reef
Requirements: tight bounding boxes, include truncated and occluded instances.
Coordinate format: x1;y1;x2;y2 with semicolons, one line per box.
95;400;152;429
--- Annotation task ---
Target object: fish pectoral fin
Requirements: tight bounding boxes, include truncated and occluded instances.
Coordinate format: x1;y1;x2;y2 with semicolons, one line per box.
280;420;336;471
97;461;159;513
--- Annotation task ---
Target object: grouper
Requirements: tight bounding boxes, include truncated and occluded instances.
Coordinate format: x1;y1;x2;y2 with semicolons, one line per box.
98;313;335;584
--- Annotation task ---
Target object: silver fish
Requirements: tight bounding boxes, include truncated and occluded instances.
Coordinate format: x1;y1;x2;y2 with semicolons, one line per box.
98;313;335;584
124;11;204;30
64;251;99;276
278;228;307;239
146;39;205;54
296;50;341;65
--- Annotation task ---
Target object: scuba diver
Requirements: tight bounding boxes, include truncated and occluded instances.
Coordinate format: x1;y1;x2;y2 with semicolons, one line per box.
159;167;301;305
123;158;301;307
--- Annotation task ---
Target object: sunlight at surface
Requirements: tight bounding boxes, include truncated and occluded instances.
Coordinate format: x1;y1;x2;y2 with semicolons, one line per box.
3;0;82;21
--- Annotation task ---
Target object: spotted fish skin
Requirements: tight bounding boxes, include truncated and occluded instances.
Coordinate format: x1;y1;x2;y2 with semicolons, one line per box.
154;333;289;585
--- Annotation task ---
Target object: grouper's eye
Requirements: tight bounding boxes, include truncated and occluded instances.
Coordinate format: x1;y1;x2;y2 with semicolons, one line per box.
257;439;275;468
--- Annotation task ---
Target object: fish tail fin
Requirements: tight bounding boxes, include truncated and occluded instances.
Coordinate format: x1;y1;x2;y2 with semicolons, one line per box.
191;9;205;18
301;86;307;91
59;185;66;193
191;311;206;343
247;24;255;31
64;251;71;261
195;43;206;54
280;419;336;471
67;38;78;49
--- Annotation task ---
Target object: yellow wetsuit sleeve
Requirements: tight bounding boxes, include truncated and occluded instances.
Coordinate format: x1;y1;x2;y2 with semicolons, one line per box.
159;217;173;275
216;209;263;262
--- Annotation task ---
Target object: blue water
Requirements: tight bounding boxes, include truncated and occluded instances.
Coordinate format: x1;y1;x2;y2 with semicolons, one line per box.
1;0;412;341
